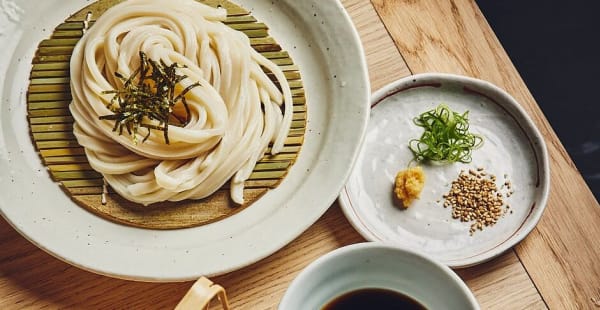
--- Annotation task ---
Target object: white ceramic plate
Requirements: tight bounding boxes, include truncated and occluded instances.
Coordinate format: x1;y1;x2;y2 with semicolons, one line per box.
339;73;549;268
0;0;369;281
279;242;480;309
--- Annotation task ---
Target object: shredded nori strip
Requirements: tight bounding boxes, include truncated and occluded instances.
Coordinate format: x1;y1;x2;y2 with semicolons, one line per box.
99;51;200;144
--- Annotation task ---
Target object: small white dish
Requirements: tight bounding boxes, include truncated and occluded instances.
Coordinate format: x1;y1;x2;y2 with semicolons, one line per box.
339;73;549;268
279;242;480;310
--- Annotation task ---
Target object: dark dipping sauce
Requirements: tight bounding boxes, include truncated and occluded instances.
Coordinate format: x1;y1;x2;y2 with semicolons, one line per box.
321;288;427;310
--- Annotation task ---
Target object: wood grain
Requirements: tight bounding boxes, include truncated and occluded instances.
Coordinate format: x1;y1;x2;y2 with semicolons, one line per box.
1;0;597;309
456;253;546;310
343;0;411;90
371;0;600;308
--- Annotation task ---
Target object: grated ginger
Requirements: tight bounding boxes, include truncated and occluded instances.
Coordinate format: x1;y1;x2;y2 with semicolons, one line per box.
394;166;425;208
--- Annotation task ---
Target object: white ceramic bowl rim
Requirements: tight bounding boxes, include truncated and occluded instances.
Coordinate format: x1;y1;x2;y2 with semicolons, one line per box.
279;242;480;309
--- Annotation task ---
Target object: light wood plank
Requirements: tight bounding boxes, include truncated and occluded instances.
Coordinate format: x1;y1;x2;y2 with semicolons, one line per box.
371;0;600;308
456;253;547;309
344;0;410;90
5;0;592;309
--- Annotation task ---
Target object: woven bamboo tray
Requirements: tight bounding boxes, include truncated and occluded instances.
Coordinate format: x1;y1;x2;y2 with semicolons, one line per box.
27;0;306;229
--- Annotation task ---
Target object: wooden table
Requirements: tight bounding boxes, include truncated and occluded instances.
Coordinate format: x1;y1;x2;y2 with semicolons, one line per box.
2;0;600;309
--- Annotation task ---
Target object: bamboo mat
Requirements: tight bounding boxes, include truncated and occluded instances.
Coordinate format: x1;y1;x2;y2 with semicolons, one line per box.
27;0;306;229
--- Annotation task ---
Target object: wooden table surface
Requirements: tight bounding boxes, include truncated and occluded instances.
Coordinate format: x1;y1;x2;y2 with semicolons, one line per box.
2;0;600;309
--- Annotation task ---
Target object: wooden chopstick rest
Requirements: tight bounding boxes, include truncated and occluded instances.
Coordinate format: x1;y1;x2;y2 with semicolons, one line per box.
175;277;230;310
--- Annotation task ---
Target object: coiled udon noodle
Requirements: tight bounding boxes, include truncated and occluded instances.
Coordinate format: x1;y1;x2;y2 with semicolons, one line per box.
69;0;292;205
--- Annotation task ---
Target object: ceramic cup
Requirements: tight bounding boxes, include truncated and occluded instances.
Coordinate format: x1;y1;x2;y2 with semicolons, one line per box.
279;242;479;310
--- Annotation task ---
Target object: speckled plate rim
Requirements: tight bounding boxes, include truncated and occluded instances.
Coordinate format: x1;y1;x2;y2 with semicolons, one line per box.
338;73;550;268
0;0;370;281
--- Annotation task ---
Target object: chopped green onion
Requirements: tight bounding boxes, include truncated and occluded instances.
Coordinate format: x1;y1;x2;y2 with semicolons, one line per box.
409;104;483;163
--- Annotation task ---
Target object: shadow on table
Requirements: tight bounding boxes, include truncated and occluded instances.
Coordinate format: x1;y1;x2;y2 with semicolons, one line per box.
0;205;360;309
0;216;189;309
477;0;600;202
1;204;543;309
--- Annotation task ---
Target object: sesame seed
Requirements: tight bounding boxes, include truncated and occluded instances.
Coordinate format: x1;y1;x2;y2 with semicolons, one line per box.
442;168;514;236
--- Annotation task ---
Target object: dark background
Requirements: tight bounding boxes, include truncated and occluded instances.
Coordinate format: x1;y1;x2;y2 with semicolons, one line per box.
476;0;600;201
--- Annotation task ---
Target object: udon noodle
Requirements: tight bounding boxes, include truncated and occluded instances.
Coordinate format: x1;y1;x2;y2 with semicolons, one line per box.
69;0;293;205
